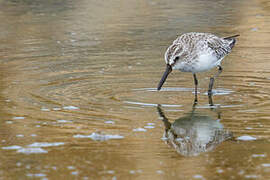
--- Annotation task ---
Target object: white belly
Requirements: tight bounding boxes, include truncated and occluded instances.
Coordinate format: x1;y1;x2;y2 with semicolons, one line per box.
194;53;221;72
174;53;223;73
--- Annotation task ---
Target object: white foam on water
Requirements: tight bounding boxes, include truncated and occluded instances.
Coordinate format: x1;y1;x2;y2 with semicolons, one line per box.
237;135;257;141
252;154;266;158
27;173;46;177
262;163;270;167
217;169;224;173
107;170;115;174
52;107;61;111
144;125;155;129
133;128;147;132
67;166;75;170
2;145;22;150
193;174;204;179
245;175;258;178
28;142;65;147
73;133;124;141
41;108;50;111
13;117;25;120
2;142;64;154
17;147;48;154
251;27;258;32
63;106;79;110
16;134;24;138
57;120;72;123
16;162;22;167
105;121;115;124
71;171;79;175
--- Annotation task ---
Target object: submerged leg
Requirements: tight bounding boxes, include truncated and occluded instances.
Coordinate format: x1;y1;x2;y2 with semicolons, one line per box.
208;65;223;95
193;73;198;104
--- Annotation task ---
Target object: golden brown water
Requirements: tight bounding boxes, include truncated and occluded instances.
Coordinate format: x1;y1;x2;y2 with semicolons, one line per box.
0;0;270;179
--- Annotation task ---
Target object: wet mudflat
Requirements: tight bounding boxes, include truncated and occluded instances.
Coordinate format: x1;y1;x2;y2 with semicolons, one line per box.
0;0;270;179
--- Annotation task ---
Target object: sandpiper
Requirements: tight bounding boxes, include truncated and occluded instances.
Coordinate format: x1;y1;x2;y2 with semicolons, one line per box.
157;32;239;103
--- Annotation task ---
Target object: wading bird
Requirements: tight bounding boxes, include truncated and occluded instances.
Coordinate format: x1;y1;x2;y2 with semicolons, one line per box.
157;32;239;103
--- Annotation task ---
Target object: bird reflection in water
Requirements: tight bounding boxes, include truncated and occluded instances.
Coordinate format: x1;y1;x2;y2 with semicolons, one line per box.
157;98;233;156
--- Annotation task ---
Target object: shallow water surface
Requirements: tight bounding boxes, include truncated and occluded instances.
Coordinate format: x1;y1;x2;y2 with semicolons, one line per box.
0;0;270;179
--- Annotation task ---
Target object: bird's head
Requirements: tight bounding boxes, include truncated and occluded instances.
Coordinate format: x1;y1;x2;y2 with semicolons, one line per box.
157;44;182;91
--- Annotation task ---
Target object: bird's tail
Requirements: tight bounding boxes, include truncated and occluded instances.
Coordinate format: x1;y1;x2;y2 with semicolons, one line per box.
224;34;240;49
223;34;240;40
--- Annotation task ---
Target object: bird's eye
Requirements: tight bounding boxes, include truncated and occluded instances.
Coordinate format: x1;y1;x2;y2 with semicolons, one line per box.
175;56;179;60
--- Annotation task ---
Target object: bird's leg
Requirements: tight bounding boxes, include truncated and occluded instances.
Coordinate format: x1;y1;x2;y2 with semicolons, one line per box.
208;65;223;96
193;73;198;105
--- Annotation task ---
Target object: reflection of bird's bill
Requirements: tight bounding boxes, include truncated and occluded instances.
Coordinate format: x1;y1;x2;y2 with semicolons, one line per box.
157;65;172;90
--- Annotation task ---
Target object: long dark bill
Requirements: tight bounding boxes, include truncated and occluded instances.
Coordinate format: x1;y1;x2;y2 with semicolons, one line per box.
157;64;172;91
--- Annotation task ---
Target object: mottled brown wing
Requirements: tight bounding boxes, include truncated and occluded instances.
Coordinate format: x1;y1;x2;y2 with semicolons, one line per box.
207;37;232;59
